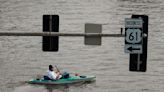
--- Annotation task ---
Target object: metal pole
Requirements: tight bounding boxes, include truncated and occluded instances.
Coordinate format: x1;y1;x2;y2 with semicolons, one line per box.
137;54;140;71
0;32;124;37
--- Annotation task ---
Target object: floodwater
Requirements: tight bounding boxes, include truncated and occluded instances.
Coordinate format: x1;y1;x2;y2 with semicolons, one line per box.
0;0;164;92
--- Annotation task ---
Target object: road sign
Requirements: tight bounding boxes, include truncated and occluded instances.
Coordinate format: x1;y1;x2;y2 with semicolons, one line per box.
125;29;142;43
85;23;102;45
125;45;142;54
125;18;143;54
125;18;143;28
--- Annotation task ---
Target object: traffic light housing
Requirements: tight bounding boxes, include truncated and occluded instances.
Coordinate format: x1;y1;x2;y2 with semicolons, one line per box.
129;15;148;72
42;15;59;51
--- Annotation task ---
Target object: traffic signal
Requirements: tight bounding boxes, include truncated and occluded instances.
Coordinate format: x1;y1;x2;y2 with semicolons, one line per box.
42;15;59;51
129;15;148;72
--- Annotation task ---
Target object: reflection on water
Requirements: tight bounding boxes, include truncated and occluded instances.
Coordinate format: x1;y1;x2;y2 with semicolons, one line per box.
13;81;96;92
13;85;69;92
45;85;69;92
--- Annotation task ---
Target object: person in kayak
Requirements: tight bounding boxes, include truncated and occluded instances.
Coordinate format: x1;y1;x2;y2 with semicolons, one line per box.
45;65;62;80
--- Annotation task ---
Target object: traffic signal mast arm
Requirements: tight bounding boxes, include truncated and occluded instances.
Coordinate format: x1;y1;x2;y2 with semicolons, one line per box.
0;32;124;37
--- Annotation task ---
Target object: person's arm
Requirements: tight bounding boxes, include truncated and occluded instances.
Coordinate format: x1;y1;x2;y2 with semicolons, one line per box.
55;72;62;79
54;65;61;74
50;72;62;80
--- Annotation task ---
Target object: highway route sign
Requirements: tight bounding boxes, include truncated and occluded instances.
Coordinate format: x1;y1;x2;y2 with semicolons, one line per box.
125;18;143;54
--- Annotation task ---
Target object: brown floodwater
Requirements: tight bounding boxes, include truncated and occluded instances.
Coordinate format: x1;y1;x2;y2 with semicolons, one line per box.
0;0;164;92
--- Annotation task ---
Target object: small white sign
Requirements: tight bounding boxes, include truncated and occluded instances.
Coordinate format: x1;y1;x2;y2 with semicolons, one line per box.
125;18;143;28
125;45;142;54
125;28;142;43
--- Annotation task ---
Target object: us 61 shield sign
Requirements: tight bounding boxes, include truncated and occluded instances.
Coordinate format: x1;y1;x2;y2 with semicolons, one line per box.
125;28;142;43
125;18;143;54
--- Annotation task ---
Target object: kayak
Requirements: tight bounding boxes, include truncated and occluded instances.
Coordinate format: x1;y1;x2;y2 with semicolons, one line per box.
28;75;96;85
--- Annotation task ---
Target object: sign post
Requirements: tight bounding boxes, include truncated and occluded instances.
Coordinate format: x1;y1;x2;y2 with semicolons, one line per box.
125;15;148;72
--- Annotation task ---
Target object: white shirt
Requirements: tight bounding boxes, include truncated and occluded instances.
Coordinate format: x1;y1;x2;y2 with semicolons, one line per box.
47;70;62;80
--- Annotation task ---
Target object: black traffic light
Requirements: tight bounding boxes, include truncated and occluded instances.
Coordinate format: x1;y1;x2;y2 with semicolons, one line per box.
42;15;59;51
129;15;148;72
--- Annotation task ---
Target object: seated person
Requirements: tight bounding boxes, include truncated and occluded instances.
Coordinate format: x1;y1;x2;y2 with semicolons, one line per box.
44;65;69;80
45;65;62;80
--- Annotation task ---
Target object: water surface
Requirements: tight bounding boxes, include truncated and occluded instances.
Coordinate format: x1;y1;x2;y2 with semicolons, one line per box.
0;0;164;92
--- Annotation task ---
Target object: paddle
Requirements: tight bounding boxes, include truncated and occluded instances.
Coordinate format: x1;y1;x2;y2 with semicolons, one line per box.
54;65;85;78
54;65;60;73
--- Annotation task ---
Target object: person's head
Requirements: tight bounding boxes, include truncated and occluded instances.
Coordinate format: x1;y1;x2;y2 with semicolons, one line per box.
49;65;54;71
